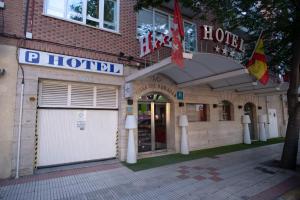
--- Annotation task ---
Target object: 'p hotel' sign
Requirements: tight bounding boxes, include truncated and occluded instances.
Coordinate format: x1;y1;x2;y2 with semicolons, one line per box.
18;48;124;76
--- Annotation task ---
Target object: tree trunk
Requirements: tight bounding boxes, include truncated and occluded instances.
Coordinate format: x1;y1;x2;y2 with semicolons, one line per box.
281;102;300;169
280;4;300;169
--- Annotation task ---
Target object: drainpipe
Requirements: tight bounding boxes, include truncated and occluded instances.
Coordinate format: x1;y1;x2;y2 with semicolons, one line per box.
15;51;25;179
23;0;30;38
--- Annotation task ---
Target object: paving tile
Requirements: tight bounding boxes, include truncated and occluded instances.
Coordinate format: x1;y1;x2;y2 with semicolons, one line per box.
209;175;224;182
178;166;190;169
177;169;189;174
176;174;190;180
207;167;218;171
192;166;204;170
193;175;206;181
208;171;219;175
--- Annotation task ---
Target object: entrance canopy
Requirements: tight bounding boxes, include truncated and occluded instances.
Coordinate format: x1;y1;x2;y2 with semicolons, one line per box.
126;52;288;95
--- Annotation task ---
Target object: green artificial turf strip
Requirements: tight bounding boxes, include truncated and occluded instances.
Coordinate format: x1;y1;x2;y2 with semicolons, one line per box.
124;137;285;171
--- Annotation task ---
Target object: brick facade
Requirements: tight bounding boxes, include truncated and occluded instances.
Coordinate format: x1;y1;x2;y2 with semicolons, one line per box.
0;0;216;66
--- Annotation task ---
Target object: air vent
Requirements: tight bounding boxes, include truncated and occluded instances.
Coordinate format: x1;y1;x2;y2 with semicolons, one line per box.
39;81;68;107
71;84;94;107
39;80;118;109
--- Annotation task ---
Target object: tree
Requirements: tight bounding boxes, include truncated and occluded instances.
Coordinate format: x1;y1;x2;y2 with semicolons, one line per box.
135;0;300;169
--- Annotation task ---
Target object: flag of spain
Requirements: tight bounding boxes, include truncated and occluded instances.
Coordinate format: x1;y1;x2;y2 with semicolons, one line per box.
247;39;269;85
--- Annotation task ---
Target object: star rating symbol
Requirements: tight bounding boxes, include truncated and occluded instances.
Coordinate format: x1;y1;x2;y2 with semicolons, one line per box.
215;45;220;53
222;47;228;56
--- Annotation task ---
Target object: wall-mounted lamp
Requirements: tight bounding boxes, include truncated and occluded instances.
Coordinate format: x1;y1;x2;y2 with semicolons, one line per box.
128;56;134;61
118;52;134;62
127;99;133;105
213;104;218;108
0;68;5;76
119;52;125;57
238;105;243;109
29;96;36;102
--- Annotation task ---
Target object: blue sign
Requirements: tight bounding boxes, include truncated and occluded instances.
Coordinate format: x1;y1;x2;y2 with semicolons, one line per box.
19;48;124;76
176;91;184;100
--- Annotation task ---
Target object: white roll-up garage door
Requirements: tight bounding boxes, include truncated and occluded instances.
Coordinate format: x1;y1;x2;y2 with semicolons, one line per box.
37;80;118;167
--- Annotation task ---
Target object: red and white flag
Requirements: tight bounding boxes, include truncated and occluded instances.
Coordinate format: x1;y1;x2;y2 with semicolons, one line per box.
171;0;184;68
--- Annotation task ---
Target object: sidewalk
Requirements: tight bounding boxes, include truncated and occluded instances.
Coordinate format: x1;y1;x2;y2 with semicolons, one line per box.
0;143;299;200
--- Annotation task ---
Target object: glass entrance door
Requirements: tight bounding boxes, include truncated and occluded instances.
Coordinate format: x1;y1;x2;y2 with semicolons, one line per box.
138;93;168;153
138;102;152;152
154;103;167;150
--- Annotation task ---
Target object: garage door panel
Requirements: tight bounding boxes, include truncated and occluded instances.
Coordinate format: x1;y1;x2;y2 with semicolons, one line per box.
37;109;117;167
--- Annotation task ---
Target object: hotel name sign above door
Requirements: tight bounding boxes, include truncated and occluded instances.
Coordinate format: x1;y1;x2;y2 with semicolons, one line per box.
200;25;245;52
139;25;246;59
19;48;124;76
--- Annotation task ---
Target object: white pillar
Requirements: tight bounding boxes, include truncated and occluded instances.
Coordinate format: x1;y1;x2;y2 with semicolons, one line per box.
125;115;137;164
179;115;189;155
258;115;267;141
242;115;251;144
265;123;270;139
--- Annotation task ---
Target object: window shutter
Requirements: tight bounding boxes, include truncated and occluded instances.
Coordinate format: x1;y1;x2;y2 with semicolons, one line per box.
71;84;94;107
39;81;68;107
96;86;118;108
39;80;118;109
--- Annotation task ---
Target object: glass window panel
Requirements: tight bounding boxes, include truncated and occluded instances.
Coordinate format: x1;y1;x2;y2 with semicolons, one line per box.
67;0;83;22
138;103;152;152
86;19;99;27
87;0;99;19
219;100;234;121
184;22;196;52
137;9;153;37
154;11;169;41
45;0;65;18
104;0;117;30
187;103;209;122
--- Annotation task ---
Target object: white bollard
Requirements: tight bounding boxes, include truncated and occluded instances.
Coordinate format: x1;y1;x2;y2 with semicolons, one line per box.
265;123;270;139
125;115;137;164
179;115;189;155
258;115;267;141
242;115;251;144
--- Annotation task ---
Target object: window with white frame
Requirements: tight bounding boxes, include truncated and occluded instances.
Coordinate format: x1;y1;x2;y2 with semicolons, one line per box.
44;0;119;32
137;9;197;51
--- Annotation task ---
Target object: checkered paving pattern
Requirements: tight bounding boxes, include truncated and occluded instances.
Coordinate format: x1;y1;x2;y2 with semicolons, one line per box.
0;162;122;187
176;165;223;182
0;143;299;200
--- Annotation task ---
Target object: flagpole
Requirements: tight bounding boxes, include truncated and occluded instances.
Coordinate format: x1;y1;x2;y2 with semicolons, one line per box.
249;30;264;59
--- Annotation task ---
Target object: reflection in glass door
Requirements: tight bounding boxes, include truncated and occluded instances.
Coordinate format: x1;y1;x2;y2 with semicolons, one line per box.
155;103;167;150
138;93;168;153
138;103;152;152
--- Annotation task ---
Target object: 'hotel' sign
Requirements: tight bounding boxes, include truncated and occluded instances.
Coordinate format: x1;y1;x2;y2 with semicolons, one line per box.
139;25;246;57
18;48;124;76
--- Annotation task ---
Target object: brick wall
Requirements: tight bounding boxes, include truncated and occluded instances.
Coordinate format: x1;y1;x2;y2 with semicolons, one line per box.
1;0;26;37
0;0;213;66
